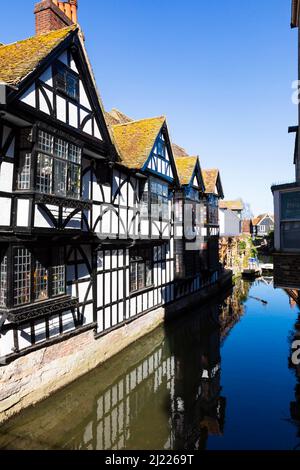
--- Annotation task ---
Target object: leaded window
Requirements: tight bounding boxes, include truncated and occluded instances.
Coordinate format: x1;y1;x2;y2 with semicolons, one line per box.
17;128;33;190
12;247;66;307
36;131;82;199
149;179;169;220
14;248;32;306
130;247;152;292
17;152;31;190
53;266;66;297
0;253;7;307
55;62;79;101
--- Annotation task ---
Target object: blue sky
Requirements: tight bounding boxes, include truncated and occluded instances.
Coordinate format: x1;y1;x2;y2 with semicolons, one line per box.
0;0;297;215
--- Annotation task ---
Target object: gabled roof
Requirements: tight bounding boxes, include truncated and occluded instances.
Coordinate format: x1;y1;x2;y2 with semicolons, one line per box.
172;143;189;158
252;214;274;226
219;199;244;211
0;25;77;86
202;169;224;198
111;116;166;169
175;156;199;186
292;0;299;27
109;109;133;125
105;109;133;128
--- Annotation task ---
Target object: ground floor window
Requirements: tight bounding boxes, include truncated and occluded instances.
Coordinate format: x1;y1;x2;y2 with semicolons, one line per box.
0;252;7;307
11;246;66;307
130;247;153;292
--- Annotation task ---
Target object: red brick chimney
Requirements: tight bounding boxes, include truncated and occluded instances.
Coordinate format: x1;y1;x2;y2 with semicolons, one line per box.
34;0;78;35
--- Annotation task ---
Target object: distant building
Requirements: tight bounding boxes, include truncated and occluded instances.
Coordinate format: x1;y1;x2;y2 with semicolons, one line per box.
252;214;274;238
219;200;244;236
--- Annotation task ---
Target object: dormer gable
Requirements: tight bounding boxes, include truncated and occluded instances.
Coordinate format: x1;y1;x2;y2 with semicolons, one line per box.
0;26;113;150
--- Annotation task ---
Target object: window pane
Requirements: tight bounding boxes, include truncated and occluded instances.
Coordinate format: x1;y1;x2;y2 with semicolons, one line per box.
140;181;149;217
53;266;65;297
38;131;53;154
56;64;67;93
68;163;81;199
145;261;152;287
69;144;81;164
130;263;137;292
55;138;68;160
137;263;145;290
37;153;53;194
17;152;31;190
66;74;79;100
0;254;7;307
34;261;48;302
14;248;31;306
54;159;67;196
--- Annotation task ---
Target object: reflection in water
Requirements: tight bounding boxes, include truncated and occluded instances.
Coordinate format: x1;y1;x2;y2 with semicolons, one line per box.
0;280;249;450
287;288;300;450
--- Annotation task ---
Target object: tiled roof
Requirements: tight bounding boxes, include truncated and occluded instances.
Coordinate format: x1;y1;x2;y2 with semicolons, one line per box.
105;109;133;127
252;214;274;226
111;116;166;169
172;143;189;158
202;169;219;194
105;111;120;127
219;199;244;211
110;109;133;125
0;25;77;86
175;156;198;186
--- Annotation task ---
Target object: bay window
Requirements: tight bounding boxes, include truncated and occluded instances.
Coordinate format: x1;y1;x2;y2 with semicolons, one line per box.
17;130;82;200
130;247;153;292
0;246;66;309
140;179;169;220
36;131;81;199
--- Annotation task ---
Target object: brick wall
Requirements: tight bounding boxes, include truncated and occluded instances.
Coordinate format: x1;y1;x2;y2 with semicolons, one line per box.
274;253;300;289
34;0;73;35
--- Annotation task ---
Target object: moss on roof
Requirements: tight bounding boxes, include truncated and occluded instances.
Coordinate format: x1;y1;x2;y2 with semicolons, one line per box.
111;116;166;169
0;25;77;86
202;169;220;194
175;156;198;186
219;199;244;211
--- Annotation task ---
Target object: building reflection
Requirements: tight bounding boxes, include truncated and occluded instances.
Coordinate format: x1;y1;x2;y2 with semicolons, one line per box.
0;281;249;451
286;288;300;449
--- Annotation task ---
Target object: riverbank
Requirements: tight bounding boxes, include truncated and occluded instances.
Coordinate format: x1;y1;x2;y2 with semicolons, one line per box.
0;270;233;425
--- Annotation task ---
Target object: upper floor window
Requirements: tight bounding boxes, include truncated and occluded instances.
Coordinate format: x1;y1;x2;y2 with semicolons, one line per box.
55;62;79;101
140;179;169;220
155;134;166;159
36;130;82;199
17;128;33;190
207;195;219;226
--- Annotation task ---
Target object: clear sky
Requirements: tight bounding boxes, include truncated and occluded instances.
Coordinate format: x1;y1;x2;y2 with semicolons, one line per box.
0;0;297;215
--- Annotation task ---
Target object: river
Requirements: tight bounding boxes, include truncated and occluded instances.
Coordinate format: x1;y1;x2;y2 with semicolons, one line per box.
0;277;300;450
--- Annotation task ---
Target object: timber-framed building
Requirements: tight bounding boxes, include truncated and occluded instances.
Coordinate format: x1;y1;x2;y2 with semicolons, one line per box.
0;0;230;387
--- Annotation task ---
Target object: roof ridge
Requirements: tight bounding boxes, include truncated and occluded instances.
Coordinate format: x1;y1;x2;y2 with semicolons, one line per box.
0;25;77;49
112;115;165;128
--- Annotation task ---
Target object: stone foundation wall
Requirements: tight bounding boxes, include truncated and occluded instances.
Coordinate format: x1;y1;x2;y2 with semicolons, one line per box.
0;271;232;424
